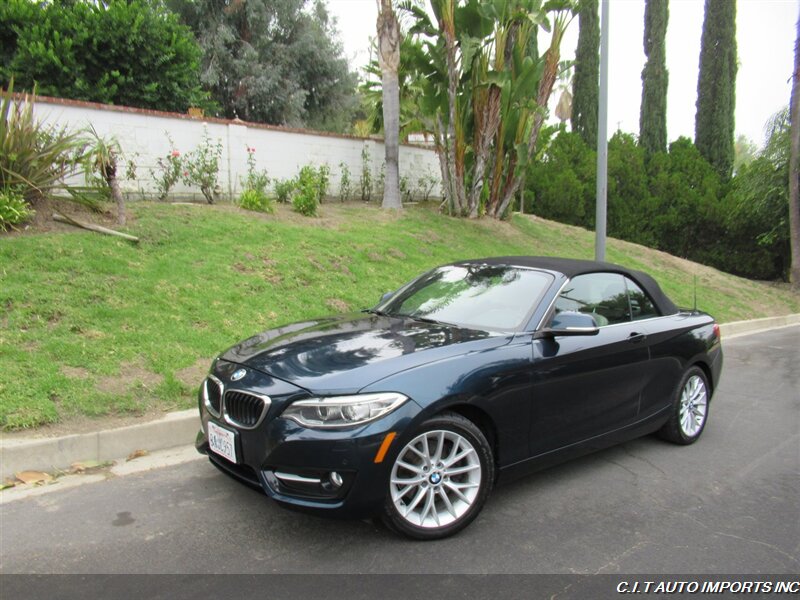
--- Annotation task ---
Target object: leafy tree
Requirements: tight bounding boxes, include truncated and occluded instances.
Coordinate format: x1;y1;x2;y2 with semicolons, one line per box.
0;0;207;113
725;109;792;280
695;0;737;180
647;137;723;261
168;0;358;130
526;121;792;281
639;0;668;155
733;134;758;174
571;0;599;146
526;129;595;227
607;132;658;246
377;0;402;210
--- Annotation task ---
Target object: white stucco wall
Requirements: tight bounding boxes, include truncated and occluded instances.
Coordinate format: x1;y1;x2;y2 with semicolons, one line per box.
32;97;441;202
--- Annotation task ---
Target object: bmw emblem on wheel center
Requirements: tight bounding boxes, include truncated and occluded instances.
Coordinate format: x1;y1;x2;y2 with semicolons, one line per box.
230;368;246;382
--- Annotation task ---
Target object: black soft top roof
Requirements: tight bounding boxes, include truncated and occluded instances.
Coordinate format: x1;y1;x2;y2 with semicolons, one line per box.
453;256;679;316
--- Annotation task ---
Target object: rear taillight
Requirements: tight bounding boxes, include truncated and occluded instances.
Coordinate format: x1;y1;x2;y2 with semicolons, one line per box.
713;323;721;341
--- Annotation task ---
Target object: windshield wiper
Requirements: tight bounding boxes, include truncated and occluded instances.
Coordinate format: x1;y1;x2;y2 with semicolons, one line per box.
396;313;456;327
363;308;392;317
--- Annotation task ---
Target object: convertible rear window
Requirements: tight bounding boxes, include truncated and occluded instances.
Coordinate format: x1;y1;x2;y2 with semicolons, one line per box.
382;265;553;331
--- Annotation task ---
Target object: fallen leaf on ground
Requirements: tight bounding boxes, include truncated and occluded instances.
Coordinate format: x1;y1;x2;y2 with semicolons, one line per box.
14;471;53;485
1;479;17;490
126;449;149;461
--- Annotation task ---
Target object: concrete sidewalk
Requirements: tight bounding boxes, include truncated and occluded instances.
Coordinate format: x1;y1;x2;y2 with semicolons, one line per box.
1;314;798;481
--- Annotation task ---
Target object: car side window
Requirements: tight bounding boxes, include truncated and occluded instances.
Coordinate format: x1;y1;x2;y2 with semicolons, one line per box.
624;277;660;320
553;273;630;327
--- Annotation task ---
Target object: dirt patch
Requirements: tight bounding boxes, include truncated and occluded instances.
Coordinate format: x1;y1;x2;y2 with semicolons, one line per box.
388;248;407;259
326;298;350;312
308;257;326;271
174;357;213;389
1;197;124;237
95;360;163;396
407;229;442;244
61;366;91;380
332;260;354;278
232;262;256;274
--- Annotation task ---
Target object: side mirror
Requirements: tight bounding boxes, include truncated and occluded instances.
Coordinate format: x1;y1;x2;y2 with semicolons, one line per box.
536;311;600;338
380;290;394;303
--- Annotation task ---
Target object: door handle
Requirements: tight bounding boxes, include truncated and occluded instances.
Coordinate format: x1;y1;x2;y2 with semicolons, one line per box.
628;332;647;344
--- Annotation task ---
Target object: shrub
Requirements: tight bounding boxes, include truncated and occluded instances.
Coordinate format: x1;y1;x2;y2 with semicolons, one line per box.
293;166;319;216
152;134;182;200
374;162;385;199
0;186;33;231
239;188;274;213
1;80;84;202
338;162;352;201
400;174;412;202
183;128;222;204
316;163;331;202
417;169;438;201
238;145;274;213
360;146;372;201
1;0;207;113
274;178;295;203
242;145;269;195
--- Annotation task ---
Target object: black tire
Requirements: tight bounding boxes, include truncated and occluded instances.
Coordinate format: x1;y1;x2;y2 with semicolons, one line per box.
658;366;710;445
381;411;494;540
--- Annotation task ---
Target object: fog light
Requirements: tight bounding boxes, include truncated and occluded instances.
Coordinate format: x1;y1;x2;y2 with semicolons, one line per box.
329;471;343;488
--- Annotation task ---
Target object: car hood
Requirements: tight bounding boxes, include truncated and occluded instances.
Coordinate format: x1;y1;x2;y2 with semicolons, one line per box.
219;313;511;394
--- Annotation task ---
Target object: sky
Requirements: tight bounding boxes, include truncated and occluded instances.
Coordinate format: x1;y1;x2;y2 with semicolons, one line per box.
326;0;798;149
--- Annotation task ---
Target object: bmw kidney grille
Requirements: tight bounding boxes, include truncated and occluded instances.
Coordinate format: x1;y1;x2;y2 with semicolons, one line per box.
223;390;271;429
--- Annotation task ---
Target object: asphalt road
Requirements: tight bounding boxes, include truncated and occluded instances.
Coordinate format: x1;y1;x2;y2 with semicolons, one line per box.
2;326;798;575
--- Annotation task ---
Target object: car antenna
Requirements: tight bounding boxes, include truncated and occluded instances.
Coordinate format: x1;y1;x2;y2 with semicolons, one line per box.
693;275;697;312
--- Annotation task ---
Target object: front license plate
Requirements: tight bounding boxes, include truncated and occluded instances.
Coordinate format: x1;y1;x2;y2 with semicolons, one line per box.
208;421;238;464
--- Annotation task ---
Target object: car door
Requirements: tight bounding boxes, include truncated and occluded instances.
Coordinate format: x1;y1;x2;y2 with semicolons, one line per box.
528;272;650;457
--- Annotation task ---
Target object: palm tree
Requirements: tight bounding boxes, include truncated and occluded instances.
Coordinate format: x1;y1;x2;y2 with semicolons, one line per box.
83;127;126;225
377;0;402;210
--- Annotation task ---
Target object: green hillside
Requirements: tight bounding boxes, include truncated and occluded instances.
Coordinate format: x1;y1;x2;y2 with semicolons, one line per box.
1;202;797;430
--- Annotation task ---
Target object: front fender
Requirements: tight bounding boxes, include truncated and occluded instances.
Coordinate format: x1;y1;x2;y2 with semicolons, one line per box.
359;340;533;468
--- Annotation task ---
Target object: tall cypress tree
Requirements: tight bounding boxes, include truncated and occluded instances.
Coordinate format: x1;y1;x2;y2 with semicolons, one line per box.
639;0;669;154
571;0;599;146
695;0;737;179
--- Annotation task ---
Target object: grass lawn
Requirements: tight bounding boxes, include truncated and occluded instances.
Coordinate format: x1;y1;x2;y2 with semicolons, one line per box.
1;201;798;431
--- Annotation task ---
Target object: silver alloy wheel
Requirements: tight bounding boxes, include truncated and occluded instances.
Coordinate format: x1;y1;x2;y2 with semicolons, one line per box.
679;374;708;437
389;429;482;529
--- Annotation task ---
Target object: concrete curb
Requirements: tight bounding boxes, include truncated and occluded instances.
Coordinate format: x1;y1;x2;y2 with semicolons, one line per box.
1;314;798;481
0;409;198;481
718;313;800;339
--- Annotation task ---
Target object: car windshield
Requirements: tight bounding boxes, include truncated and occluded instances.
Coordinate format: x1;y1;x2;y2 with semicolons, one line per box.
379;264;553;331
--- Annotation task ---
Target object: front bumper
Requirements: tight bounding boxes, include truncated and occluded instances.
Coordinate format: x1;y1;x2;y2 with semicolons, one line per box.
196;389;420;519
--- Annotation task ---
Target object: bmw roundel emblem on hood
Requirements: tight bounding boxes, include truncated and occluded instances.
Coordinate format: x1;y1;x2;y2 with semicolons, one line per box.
230;368;247;382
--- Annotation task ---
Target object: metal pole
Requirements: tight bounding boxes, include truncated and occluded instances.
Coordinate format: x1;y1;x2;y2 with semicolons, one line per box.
595;0;610;262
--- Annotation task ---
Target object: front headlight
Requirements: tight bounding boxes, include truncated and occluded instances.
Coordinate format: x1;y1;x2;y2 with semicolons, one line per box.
282;392;408;429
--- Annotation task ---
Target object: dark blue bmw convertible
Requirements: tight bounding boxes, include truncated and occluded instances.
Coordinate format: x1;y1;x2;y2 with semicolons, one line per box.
196;257;723;539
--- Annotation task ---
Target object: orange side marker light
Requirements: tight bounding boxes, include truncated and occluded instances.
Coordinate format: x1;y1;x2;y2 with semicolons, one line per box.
373;432;397;463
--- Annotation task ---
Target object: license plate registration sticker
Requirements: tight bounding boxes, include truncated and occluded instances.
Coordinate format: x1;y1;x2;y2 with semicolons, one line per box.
208;421;237;463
